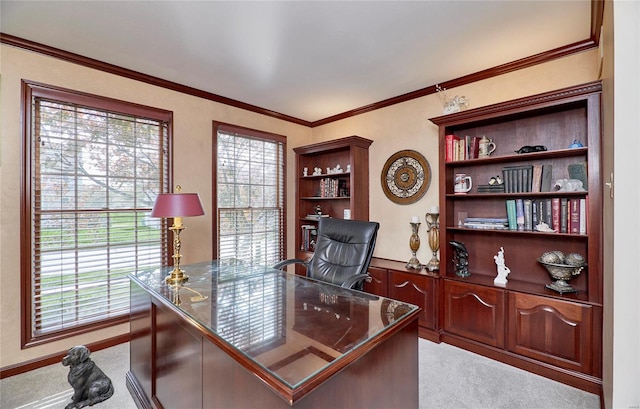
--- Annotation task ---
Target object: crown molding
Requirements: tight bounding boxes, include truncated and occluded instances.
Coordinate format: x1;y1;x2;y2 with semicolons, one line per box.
0;33;311;127
1;0;603;128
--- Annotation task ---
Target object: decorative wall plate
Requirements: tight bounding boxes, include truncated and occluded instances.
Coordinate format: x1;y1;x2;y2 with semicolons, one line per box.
381;149;431;204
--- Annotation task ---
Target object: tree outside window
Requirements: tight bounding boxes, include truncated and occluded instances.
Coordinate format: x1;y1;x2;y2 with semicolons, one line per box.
21;81;171;345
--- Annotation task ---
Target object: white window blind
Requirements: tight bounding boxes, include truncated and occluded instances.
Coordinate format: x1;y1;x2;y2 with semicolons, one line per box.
23;82;171;344
215;124;285;266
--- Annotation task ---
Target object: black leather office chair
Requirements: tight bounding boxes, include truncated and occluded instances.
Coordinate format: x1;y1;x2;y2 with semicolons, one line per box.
274;217;380;291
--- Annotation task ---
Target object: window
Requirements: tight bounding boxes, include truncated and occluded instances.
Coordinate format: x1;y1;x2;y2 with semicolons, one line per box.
21;81;172;346
213;122;286;266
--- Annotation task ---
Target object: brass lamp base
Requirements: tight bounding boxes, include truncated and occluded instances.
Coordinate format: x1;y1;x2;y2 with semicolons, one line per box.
165;268;189;285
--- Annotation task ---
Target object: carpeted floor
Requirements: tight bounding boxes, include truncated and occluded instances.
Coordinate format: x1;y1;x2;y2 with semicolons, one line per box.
1;339;600;408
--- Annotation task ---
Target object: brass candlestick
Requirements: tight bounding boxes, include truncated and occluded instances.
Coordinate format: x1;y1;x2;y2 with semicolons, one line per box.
406;222;423;270
425;212;440;271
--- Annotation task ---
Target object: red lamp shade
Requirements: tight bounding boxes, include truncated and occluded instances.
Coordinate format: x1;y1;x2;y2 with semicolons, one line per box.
150;193;204;218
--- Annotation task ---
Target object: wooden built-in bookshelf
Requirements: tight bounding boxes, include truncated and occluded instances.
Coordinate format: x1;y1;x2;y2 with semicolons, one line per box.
429;81;603;394
293;136;372;274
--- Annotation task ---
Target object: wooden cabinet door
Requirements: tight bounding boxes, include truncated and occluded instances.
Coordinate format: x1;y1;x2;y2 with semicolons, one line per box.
443;280;505;348
388;270;436;330
154;300;203;409
364;266;388;297
507;292;594;374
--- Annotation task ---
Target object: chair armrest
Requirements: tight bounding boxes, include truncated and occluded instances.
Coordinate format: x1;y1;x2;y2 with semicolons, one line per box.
340;273;371;290
273;258;308;271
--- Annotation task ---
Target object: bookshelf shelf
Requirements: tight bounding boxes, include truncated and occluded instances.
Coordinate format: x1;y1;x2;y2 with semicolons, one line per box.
446;191;587;199
429;81;603;393
446;227;589;238
445;147;588;167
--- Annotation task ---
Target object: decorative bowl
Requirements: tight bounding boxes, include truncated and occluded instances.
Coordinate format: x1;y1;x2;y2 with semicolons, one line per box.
537;256;586;294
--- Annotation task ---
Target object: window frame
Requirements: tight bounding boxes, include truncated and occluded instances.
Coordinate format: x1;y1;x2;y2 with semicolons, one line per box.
212;121;286;264
20;80;173;347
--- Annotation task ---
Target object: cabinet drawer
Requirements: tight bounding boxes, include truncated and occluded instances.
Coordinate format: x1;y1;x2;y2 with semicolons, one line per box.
364;266;388;297
443;280;505;348
507;292;594;373
388;270;437;330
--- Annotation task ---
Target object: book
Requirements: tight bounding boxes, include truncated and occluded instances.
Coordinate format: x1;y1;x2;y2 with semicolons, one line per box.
568;162;588;190
445;134;461;162
540;164;553;192
560;198;569;233
535;199;544;225
306;214;330;219
505;199;517;231
502;169;511;193
523;199;533;231
465;217;510;223
579;198;587;234
301;225;318;251
551;197;561;232
531;164;543;192
545;198;553;227
477;184;505;193
456;138;465;161
516;198;525;231
502;168;519;193
569;198;581;233
532;199;539;227
469;136;480;159
502;165;533;193
464;217;509;230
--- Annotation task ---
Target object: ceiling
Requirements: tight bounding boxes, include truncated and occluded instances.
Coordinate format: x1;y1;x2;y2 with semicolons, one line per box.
1;1;594;124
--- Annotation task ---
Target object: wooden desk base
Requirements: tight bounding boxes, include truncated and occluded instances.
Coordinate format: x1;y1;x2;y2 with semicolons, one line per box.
127;280;419;409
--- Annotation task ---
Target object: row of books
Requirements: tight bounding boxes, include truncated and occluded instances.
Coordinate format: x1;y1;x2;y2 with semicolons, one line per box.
505;198;587;234
461;217;509;230
445;134;479;162
301;225;318;251
502;164;553;193
318;178;348;198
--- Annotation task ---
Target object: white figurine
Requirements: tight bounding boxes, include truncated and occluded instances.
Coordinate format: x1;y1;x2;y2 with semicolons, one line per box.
346;164;351;173
493;247;511;286
553;178;585;192
303;167;308;177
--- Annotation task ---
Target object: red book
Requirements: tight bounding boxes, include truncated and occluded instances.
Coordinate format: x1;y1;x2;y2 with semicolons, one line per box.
445;134;461;162
470;136;480;159
551;198;561;232
569;198;581;233
580;198;587;234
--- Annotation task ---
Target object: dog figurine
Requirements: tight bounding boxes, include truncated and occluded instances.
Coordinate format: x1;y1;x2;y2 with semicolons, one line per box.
62;345;114;409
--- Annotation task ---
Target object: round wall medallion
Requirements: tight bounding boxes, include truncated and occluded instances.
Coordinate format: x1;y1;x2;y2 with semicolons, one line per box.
380;149;431;204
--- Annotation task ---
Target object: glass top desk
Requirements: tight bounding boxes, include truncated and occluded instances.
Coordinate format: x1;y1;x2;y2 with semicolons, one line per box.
127;260;421;409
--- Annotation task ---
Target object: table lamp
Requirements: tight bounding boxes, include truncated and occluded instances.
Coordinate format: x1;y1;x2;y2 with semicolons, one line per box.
151;185;204;285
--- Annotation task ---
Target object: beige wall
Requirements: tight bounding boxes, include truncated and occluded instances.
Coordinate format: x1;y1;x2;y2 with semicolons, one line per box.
312;50;599;262
0;45;311;367
1;44;599;368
